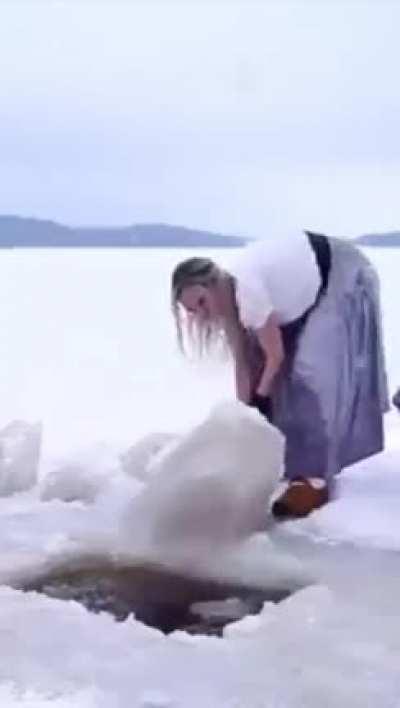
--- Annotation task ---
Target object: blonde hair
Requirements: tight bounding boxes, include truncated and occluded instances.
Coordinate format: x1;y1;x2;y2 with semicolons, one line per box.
171;257;228;357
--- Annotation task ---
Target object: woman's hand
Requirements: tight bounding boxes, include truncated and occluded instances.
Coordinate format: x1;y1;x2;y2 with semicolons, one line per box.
256;377;272;398
250;392;273;419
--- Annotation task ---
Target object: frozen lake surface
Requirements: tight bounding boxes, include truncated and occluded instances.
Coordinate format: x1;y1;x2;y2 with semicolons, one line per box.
0;245;400;707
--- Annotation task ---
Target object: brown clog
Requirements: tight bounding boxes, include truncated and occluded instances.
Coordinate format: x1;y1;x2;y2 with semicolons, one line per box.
272;478;328;519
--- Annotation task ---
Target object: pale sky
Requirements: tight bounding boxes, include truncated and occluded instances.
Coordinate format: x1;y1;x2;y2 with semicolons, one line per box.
1;0;400;238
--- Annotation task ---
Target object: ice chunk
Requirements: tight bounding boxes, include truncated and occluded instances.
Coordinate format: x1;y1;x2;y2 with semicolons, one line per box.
190;597;250;623
39;464;105;504
0;420;41;496
139;692;176;708
123;400;284;550
223;609;274;639
224;586;333;640
120;432;179;482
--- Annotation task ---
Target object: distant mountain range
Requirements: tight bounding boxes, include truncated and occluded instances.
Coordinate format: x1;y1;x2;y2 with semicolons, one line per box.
1;216;399;249
355;231;400;247
0;216;248;248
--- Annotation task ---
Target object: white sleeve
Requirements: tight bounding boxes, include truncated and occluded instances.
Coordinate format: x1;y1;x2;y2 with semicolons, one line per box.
235;277;274;330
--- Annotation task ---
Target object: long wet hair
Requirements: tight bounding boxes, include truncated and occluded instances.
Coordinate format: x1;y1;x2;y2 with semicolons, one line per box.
171;257;230;357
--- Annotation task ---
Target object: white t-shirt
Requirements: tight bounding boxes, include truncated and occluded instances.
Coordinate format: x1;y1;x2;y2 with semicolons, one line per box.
230;232;321;329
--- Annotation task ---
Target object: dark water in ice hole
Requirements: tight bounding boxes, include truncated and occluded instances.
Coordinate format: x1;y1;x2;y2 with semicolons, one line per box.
22;562;292;636
21;530;400;636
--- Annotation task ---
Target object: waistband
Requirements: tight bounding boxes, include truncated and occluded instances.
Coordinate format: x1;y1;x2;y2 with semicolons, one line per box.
305;231;331;292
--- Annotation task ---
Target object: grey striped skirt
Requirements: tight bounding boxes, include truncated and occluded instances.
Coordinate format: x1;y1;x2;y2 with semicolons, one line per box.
247;237;389;484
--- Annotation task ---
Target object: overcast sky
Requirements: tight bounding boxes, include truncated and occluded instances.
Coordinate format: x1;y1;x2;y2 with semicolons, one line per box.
1;0;400;238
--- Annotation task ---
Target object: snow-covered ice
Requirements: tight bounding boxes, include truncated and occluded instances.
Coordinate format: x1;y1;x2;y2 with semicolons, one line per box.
0;247;400;706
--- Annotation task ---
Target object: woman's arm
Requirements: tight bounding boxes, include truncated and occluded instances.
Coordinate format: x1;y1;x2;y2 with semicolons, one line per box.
234;356;252;403
225;319;252;403
255;312;284;397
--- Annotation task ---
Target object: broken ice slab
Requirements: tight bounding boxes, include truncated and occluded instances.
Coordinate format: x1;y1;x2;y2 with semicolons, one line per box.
0;420;42;496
